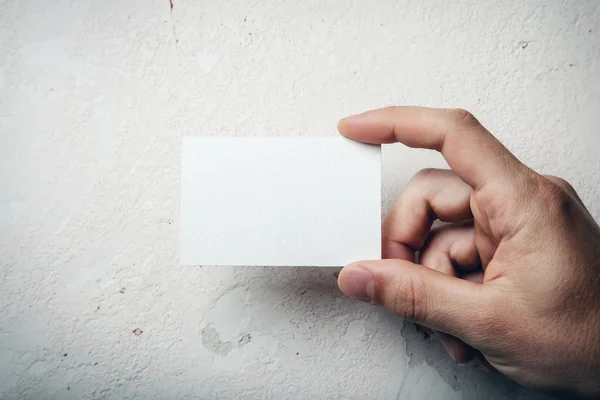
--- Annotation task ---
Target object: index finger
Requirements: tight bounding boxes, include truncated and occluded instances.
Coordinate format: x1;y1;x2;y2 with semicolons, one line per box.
338;106;525;189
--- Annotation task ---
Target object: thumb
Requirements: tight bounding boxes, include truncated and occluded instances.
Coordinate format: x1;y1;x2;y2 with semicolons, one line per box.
337;259;495;345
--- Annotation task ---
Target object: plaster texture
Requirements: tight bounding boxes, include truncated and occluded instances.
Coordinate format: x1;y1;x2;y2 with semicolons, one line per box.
1;0;599;399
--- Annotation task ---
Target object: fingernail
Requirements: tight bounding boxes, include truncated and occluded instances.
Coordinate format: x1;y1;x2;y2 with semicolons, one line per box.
339;267;373;301
478;358;496;373
440;340;459;363
341;112;367;123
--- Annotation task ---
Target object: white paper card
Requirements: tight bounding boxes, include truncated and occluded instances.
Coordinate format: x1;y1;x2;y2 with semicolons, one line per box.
180;136;381;266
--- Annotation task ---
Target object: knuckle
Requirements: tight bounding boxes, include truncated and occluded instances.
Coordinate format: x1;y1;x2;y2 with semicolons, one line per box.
538;178;575;219
409;168;443;198
387;273;428;322
413;168;435;180
413;168;437;181
404;169;434;205
545;175;576;195
445;108;480;127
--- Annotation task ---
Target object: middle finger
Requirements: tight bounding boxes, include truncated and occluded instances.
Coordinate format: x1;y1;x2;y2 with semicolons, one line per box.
383;168;473;261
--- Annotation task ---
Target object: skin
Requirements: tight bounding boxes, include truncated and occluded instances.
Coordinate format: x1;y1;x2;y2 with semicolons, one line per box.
336;107;600;398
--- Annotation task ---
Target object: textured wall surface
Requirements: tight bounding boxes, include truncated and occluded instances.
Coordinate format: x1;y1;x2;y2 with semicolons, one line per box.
1;0;599;399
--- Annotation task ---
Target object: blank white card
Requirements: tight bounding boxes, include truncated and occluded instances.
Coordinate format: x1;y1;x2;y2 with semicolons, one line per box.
180;137;381;266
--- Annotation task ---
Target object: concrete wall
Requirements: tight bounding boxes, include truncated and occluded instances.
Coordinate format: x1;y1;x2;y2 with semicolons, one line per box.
1;0;599;398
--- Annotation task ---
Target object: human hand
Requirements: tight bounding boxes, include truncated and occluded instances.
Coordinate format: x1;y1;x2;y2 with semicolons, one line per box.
336;107;600;397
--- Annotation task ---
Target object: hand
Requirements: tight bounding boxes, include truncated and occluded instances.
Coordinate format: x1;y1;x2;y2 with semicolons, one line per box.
336;107;600;398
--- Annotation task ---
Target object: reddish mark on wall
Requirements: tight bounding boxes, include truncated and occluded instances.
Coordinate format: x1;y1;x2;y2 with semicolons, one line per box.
243;16;247;22
169;0;173;9
133;328;143;336
119;287;126;294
